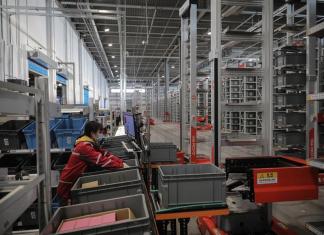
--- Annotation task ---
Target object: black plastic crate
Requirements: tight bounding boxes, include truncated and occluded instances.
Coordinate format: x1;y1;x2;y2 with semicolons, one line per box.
0;120;32;150
274;73;306;87
274;112;306;128
274;131;305;147
14;202;38;230
0;153;29;175
52;151;71;170
21;154;37;174
14;194;61;230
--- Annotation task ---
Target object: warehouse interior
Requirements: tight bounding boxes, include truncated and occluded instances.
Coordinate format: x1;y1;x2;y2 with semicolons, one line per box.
1;0;324;234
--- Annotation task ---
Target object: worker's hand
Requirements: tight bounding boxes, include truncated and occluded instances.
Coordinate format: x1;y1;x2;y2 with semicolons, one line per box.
123;163;129;168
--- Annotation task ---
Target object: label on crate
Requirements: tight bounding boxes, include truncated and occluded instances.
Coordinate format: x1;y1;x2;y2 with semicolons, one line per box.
66;136;72;145
257;172;278;185
3;138;9;146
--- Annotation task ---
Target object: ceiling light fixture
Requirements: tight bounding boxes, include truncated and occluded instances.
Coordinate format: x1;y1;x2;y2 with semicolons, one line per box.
162;75;165;78
104;28;110;32
171;65;175;69
108;43;113;47
142;40;146;45
207;31;211;35
115;70;118;73
114;65;117;68
112;56;115;58
98;10;110;13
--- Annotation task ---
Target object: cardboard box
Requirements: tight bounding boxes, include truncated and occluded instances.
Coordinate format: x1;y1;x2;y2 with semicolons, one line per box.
115;208;135;220
57;208;135;234
81;180;98;189
58;211;116;233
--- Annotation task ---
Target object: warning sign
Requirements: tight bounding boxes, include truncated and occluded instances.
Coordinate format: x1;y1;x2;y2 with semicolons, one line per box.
257;172;278;185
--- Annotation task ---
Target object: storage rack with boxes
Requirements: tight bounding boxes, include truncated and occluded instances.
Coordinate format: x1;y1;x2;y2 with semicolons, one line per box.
169;90;181;123
273;45;306;152
0;79;59;233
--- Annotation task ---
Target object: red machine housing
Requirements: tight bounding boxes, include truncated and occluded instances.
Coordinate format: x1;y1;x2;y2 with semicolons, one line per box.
252;162;318;203
226;156;319;203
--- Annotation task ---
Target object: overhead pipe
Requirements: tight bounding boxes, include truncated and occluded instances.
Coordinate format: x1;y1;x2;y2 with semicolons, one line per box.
77;0;114;79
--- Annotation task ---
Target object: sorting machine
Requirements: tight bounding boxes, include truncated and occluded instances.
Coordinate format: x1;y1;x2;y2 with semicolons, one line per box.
198;155;320;235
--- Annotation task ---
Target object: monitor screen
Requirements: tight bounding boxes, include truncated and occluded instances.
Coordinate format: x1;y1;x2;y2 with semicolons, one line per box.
124;112;136;139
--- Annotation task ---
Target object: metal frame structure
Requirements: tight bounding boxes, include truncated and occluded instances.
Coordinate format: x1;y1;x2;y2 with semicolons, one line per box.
0;79;52;233
306;0;322;160
179;0;198;158
117;5;127;116
164;59;170;121
210;0;273;164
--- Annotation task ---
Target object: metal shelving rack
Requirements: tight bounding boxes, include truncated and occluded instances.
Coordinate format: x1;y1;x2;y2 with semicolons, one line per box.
273;45;306;150
158;88;165;120
197;79;209;121
272;1;307;152
145;87;153;118
223;77;242;104
179;0;199;157
221;71;264;140
96;109;118;136
169;90;180;123
303;2;324;234
207;80;212;123
240;111;262;135
224;112;240;133
306;0;324;159
0;79;54;233
242;76;262;103
210;0;273;163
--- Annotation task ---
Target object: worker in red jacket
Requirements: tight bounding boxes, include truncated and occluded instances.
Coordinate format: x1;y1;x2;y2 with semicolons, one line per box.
56;121;126;205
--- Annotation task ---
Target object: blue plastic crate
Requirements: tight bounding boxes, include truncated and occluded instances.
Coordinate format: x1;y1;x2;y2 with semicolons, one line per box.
53;118;87;149
22;119;63;149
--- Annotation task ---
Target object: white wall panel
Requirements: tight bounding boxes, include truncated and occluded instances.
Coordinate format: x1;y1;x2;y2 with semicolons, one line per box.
72;32;80;103
0;0;109;105
26;0;46;51
54;17;66;61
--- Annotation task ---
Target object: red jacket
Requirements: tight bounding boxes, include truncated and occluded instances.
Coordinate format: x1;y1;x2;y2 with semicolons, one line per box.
57;136;124;201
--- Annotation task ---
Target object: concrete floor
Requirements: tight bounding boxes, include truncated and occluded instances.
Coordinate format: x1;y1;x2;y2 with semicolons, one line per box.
150;122;324;235
150;122;262;163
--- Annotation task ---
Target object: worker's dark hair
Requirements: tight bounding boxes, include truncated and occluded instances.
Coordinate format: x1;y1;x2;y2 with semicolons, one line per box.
84;121;102;137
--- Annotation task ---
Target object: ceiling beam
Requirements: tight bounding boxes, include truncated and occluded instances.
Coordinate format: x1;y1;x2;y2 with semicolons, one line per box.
0;5;118;14
60;1;210;12
149;9;207;76
3;10;118;20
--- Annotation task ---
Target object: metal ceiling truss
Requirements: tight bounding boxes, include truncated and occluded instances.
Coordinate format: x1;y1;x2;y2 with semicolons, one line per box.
54;0;309;85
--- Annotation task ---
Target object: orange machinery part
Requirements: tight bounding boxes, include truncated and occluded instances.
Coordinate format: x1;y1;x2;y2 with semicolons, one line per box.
176;151;185;164
197;216;298;235
197;216;228;235
252;164;318;203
